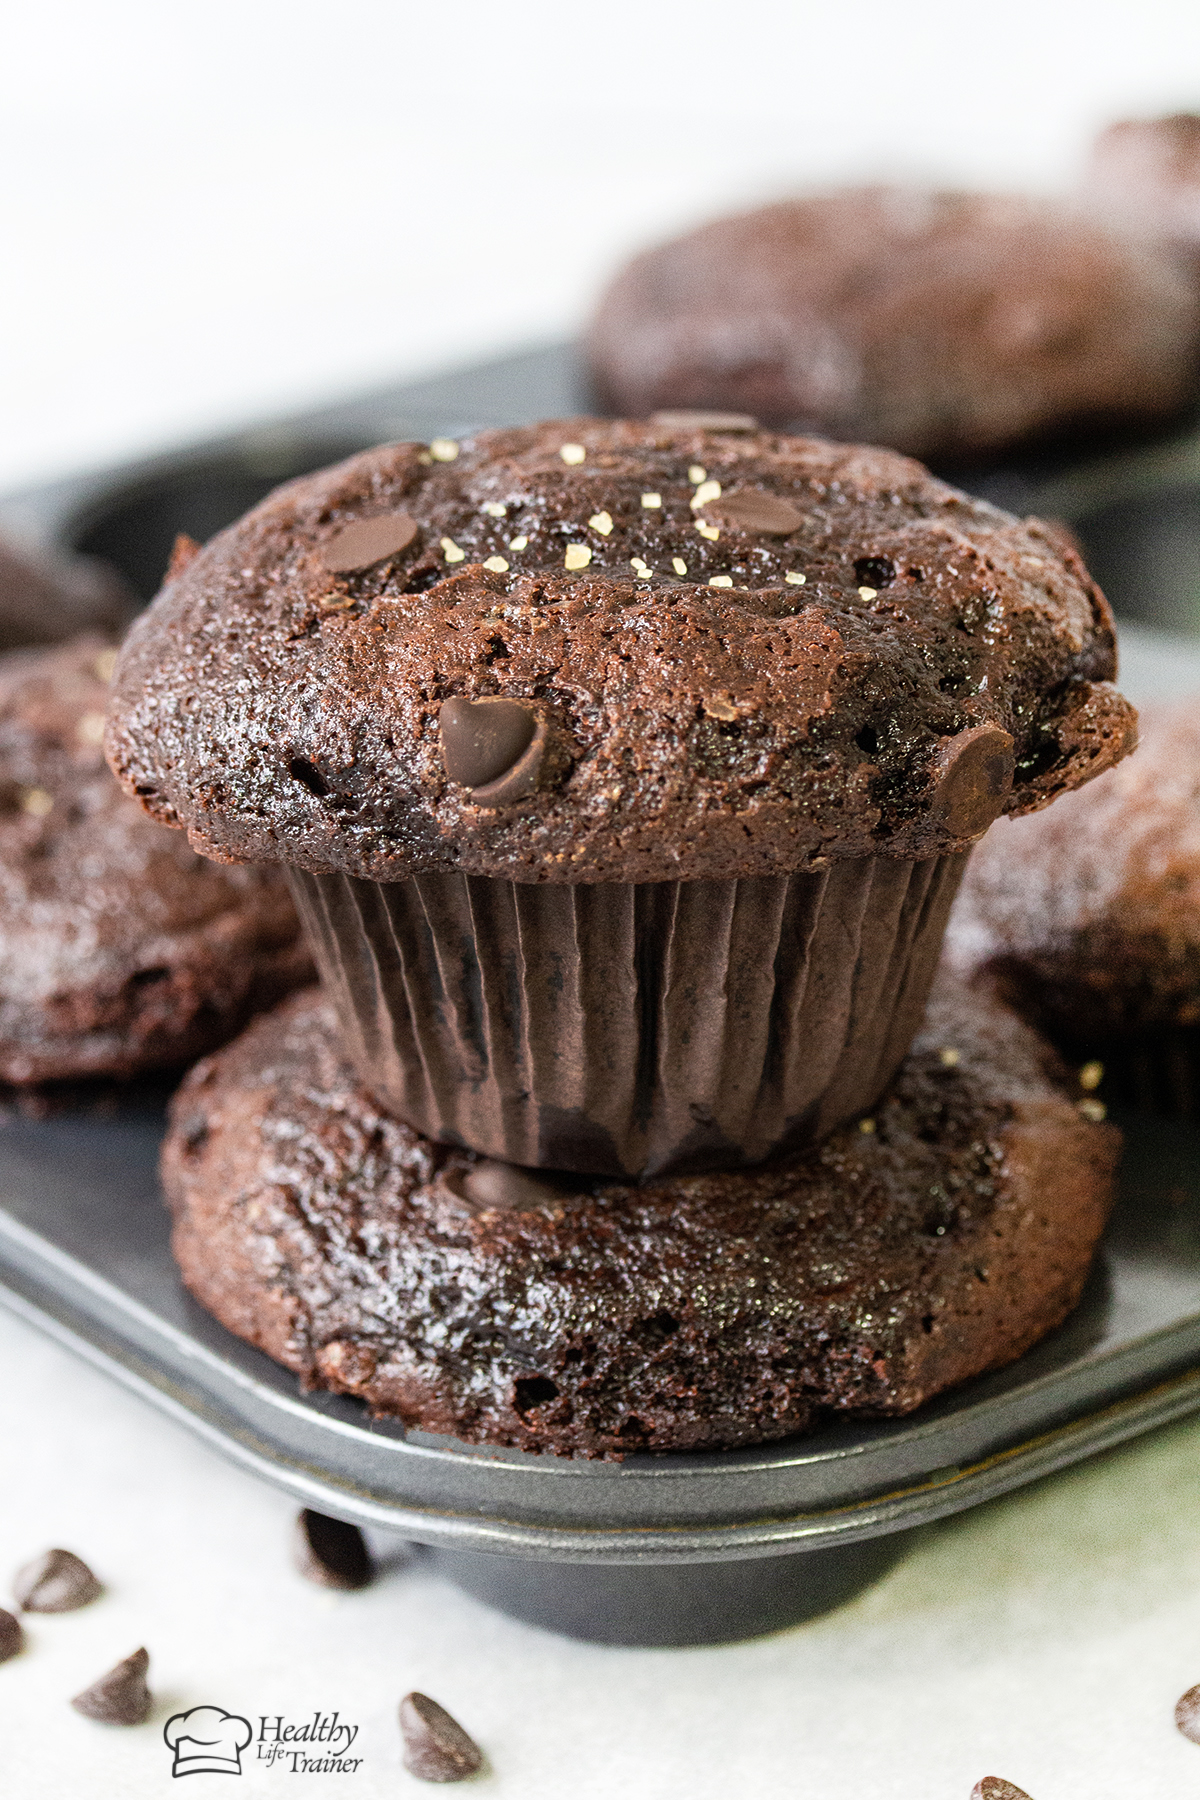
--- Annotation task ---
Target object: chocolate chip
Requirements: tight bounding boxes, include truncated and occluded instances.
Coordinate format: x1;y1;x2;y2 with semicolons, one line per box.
71;1648;151;1725
14;1548;102;1612
440;697;544;803
649;410;758;431
1176;1683;1200;1742
446;1160;566;1213
929;724;1015;839
399;1692;483;1783
0;1607;23;1662
165;533;202;583
971;1782;1033;1800
321;512;420;574
294;1510;374;1590
703;490;804;535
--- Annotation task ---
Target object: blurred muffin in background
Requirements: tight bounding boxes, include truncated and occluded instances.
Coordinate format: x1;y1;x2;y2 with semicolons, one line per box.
944;701;1200;1115
1083;114;1200;251
0;531;136;653
588;188;1200;466
0;634;312;1085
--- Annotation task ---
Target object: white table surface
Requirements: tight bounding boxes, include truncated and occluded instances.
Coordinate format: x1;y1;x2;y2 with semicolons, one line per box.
5;3;1200;1794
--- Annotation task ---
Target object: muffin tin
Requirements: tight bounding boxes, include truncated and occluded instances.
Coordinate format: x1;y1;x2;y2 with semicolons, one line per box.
2;343;1200;1646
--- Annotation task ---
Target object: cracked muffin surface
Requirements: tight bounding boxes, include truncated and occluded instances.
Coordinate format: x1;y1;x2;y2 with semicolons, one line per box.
105;419;1134;884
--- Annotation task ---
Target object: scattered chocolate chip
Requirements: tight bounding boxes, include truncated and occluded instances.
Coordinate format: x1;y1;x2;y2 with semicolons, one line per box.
703;490;804;535
1176;1683;1200;1743
649;409;758;431
165;533;202;583
440;697;544;803
321;512;420;574
294;1510;374;1590
971;1782;1033;1800
14;1548;102;1613
71;1647;151;1725
929;724;1015;839
0;1607;23;1662
399;1692;483;1783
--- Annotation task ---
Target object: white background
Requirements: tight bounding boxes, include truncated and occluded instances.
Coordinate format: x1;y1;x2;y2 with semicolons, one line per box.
5;4;1200;1796
2;0;1200;492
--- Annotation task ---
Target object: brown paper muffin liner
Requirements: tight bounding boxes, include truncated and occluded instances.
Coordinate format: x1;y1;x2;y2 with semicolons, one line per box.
286;855;968;1180
1071;1033;1200;1120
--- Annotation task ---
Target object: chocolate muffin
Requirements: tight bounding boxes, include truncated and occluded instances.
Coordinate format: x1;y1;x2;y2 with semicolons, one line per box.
587;189;1200;464
0;635;312;1083
163;977;1120;1457
1083;115;1200;249
0;531;135;653
106;421;1133;1175
945;700;1200;1112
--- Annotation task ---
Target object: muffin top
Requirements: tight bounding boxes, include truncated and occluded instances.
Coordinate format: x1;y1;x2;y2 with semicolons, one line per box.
587;189;1200;462
106;419;1135;884
946;701;1200;1040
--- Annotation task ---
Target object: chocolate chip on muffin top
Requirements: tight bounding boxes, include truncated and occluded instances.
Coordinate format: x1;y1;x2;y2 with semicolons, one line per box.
105;419;1135;884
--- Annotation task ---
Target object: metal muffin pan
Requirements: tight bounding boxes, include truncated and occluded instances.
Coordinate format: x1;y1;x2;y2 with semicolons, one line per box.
2;345;1200;1646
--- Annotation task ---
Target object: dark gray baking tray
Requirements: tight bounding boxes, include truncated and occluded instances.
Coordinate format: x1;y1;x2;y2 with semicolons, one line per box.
2;344;1200;1646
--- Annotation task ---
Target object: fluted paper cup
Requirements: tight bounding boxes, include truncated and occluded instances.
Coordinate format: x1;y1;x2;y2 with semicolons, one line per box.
286;855;968;1180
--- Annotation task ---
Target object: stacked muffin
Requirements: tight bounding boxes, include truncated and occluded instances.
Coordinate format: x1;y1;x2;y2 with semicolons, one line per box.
105;418;1130;1455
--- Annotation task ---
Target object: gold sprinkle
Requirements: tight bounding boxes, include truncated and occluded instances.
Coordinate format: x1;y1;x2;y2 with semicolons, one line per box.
559;443;586;466
938;1046;960;1068
1079;1060;1104;1091
641;492;662;509
441;537;466;563
429;438;459;462
691;480;722;509
785;571;807;586
609;786;623;800
1078;1097;1108;1122
564;544;592;570
509;535;528;551
696;523;720;542
483;555;509;573
858;586;878;600
417;451;433;465
93;648;118;682
708;575;733;589
589;511;613;535
688;465;707;484
21;787;53;818
858;1117;876;1134
77;711;107;745
704;696;739;721
672;557;688;576
481;501;506;518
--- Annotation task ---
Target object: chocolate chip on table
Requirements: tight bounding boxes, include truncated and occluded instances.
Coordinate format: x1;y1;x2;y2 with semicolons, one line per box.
321;512;420;574
70;1647;151;1725
0;1607;23;1662
649;409;758;431
294;1510;374;1590
929;724;1015;839
1176;1682;1200;1742
13;1548;102;1612
703;490;804;535
399;1693;483;1783
971;1781;1033;1799
440;697;541;797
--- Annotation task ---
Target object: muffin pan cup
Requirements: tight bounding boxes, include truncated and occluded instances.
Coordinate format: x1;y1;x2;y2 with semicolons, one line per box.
286;855;966;1178
4;341;1200;1643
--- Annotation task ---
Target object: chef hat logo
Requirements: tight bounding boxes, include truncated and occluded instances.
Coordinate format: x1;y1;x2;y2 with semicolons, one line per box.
163;1706;253;1777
